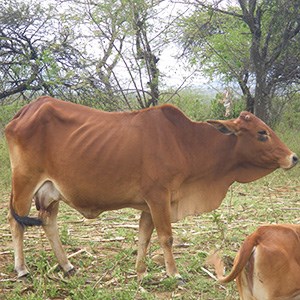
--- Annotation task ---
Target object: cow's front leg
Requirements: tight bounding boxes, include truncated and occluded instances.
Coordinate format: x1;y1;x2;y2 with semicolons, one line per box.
136;211;154;281
146;188;181;279
41;201;74;275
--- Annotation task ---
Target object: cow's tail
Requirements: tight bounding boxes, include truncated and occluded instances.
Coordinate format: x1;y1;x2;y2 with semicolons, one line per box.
10;193;43;227
206;232;258;283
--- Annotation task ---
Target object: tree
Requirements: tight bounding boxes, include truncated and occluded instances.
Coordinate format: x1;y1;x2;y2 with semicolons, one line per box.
0;0;51;100
178;0;300;123
84;0;172;109
0;0;185;110
0;0;93;102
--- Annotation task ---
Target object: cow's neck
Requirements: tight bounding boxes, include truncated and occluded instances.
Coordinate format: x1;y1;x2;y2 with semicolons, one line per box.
188;123;237;183
233;164;276;183
189;123;276;184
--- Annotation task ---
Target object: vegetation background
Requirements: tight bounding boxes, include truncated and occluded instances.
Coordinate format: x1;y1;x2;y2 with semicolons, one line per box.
1;0;300;124
0;0;300;299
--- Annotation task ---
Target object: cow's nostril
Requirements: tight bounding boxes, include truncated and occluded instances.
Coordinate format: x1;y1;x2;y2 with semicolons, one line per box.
292;155;298;164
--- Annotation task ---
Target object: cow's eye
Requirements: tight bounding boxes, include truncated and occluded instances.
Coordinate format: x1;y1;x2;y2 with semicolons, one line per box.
258;130;268;135
258;130;268;141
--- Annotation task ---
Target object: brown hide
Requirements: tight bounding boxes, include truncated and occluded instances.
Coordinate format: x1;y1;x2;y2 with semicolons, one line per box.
5;96;298;279
207;224;300;300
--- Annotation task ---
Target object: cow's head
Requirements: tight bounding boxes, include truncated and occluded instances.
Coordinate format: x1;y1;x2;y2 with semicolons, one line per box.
207;111;298;170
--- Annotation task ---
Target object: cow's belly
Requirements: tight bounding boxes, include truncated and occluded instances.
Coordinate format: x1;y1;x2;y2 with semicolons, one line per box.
35;180;149;219
69;201;150;219
62;193;150;219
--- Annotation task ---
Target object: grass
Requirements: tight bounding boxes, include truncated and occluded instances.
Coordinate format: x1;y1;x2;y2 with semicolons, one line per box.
0;134;300;299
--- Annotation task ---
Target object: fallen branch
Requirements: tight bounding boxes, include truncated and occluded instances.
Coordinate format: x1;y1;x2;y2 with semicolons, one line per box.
0;251;12;255
104;224;138;229
0;278;17;282
200;266;218;281
93;237;125;242
201;267;226;290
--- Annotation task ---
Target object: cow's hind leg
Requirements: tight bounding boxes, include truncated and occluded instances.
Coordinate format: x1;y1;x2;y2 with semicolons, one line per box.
9;176;43;278
36;182;74;275
136;211;154;281
40;201;75;275
8;208;30;277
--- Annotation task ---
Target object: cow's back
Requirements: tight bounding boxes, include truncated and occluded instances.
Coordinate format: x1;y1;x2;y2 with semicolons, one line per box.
5;97;193;214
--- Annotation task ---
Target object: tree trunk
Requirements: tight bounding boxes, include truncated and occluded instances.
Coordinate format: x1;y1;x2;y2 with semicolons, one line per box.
246;94;255;114
134;8;160;108
254;95;271;124
254;77;272;124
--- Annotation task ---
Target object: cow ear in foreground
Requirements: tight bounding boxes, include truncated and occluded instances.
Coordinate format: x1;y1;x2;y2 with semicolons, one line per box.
206;120;239;135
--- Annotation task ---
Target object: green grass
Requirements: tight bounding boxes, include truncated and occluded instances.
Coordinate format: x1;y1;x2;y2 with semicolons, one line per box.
1;123;299;299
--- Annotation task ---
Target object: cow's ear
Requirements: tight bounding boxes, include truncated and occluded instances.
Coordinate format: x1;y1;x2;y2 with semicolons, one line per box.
207;120;239;135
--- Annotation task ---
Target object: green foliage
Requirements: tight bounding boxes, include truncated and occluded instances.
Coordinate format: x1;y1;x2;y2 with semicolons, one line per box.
210;92;246;120
0;136;11;189
280;94;300;130
0;101;24;130
177;1;300;124
162;88;212;121
178;7;251;81
165;88;246;122
0;0;178;110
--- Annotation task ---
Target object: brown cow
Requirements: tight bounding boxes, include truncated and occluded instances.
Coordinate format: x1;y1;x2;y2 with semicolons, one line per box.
207;224;300;300
5;96;297;279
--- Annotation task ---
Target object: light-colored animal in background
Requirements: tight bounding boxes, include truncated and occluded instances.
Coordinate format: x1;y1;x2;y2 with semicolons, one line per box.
207;224;300;300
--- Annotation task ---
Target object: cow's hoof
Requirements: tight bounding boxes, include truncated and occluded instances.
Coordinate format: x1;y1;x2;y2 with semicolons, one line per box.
137;271;148;283
64;267;76;277
174;274;186;286
17;271;31;283
177;278;186;286
17;269;30;279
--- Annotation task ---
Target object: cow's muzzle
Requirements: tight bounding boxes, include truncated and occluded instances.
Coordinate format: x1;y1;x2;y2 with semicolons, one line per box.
282;153;298;170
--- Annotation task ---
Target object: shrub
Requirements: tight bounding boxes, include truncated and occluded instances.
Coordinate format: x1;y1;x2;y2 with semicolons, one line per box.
0;101;25;132
161;88;212;121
